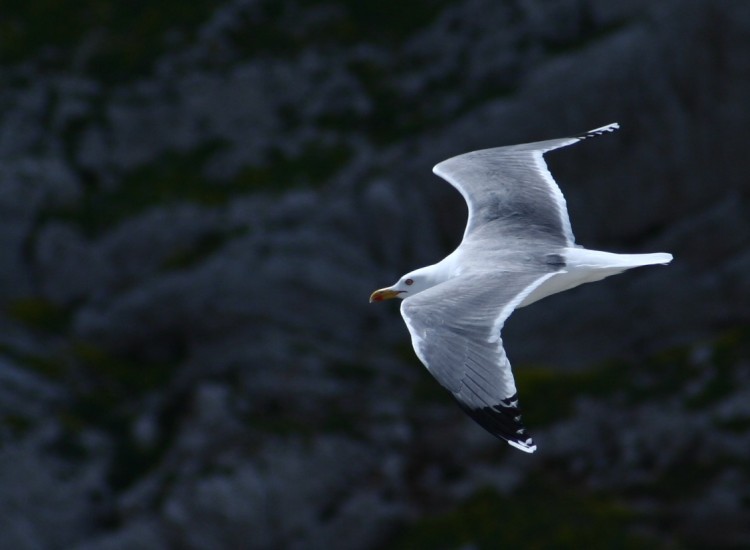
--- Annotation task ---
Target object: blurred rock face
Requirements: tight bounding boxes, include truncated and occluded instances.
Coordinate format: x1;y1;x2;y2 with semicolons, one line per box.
1;0;750;548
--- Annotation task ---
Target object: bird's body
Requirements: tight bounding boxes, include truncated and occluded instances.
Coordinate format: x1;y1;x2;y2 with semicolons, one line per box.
370;123;672;453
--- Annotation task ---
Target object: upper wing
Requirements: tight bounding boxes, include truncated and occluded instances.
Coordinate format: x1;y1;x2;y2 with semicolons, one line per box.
432;123;619;246
400;271;556;453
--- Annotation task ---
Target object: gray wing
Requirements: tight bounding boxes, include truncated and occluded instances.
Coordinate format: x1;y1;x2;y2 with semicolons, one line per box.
400;272;556;453
433;123;619;246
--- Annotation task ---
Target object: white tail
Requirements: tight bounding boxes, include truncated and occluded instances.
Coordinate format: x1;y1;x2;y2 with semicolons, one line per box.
520;248;673;308
565;249;673;269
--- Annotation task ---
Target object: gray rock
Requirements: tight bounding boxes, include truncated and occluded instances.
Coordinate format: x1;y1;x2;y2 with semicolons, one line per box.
1;0;750;548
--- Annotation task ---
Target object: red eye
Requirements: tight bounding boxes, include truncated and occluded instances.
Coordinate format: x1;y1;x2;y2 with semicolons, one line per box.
405;278;414;286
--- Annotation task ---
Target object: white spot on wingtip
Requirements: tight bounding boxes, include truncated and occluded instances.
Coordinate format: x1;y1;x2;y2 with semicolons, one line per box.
507;439;537;453
585;122;619;136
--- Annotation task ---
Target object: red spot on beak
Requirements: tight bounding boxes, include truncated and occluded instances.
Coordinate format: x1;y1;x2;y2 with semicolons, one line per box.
370;288;400;303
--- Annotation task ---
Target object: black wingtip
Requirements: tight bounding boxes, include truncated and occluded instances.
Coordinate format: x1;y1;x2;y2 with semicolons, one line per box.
455;393;537;453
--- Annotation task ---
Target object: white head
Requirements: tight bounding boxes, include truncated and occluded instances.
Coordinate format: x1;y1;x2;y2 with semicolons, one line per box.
369;266;437;303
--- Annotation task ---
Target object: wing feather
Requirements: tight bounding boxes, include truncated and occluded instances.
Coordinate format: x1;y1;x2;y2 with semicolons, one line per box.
432;123;619;245
400;272;555;452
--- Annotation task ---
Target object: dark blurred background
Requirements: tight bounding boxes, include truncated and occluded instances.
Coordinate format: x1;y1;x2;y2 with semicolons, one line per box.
1;0;749;548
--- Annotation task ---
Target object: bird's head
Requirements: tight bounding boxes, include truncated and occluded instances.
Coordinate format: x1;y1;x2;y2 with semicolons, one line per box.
369;268;434;303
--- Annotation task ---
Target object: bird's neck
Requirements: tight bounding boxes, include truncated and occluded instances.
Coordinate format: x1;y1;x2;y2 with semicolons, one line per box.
422;253;461;289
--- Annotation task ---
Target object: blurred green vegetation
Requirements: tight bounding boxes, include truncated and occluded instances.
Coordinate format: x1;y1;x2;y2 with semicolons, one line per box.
71;341;178;396
515;360;630;427
3;0;638;244
0;337;183;490
228;0;453;57
0;0;450;83
387;478;658;549
517;328;750;429
6;297;72;335
160;230;233;271
49;141;227;236
5;0;493;238
0;0;221;82
62;342;182;489
0;343;67;379
43;140;351;236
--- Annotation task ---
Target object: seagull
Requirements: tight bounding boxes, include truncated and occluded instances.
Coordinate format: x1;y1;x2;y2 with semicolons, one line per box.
369;123;672;453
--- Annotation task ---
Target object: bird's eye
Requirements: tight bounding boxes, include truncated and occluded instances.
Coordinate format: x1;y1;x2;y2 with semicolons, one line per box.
405;278;414;286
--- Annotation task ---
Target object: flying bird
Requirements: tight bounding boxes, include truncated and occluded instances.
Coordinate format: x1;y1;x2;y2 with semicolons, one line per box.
369;123;672;453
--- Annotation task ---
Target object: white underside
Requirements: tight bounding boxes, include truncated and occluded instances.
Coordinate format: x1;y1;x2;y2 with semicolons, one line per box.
519;248;673;308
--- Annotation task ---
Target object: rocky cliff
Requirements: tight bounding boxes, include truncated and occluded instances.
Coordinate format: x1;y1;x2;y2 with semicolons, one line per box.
1;0;749;548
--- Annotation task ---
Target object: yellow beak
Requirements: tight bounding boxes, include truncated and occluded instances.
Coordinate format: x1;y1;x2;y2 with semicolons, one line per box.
369;288;402;303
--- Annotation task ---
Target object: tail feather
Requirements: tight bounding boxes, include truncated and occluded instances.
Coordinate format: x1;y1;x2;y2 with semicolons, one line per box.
566;249;673;269
520;248;672;307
